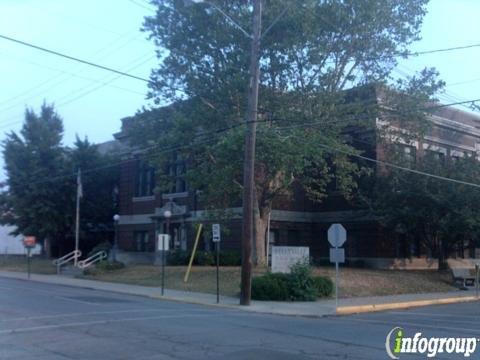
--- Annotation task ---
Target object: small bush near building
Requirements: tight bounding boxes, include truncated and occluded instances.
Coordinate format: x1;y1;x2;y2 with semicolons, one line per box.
167;250;242;266
288;262;318;301
252;262;329;301
88;241;112;258
251;273;290;301
95;260;125;271
312;276;334;298
167;250;189;265
194;251;215;266
218;251;241;266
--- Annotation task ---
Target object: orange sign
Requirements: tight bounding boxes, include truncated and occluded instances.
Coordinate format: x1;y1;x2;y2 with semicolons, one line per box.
23;236;36;248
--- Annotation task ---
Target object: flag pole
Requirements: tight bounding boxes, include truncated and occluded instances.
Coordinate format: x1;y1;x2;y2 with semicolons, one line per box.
74;168;82;266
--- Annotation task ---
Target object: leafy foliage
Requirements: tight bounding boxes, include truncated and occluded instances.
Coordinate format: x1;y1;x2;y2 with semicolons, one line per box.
251;272;290;301
312;276;334;298
127;0;440;265
252;262;324;301
0;104;119;256
369;148;480;269
167;249;242;266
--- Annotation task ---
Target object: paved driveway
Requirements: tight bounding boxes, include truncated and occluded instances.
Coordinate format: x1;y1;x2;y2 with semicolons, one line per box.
1;277;479;359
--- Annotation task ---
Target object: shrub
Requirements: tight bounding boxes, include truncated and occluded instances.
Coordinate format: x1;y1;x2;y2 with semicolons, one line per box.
218;251;241;266
252;273;290;301
252;262;322;301
312;276;334;298
194;251;215;266
167;250;189;266
88;241;112;258
167;250;240;266
94;260;125;271
288;262;318;301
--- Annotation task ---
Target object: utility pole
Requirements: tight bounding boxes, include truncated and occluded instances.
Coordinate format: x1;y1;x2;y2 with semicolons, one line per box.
240;0;262;306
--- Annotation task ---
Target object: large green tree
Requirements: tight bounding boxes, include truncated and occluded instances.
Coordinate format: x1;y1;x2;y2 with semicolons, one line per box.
1;104;118;257
370;149;480;270
129;0;440;266
1;104;70;256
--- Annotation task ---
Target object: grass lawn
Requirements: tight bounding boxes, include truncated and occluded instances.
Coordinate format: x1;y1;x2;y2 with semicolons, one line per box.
312;267;456;298
0;255;457;298
0;255;57;274
82;264;457;298
82;266;265;298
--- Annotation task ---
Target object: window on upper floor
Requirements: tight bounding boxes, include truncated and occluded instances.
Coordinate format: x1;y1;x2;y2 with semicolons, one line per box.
136;163;155;197
425;149;445;165
393;144;416;164
167;155;187;194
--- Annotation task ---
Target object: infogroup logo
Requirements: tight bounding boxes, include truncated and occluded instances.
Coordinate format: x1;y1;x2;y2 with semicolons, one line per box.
385;327;479;359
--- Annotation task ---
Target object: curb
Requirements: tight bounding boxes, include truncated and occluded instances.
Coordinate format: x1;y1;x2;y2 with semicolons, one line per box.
336;296;479;315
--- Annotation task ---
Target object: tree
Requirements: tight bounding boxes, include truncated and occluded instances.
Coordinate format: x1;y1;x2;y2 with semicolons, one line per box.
67;137;119;252
370;149;480;270
0;104;119;257
1;103;70;256
129;0;438;266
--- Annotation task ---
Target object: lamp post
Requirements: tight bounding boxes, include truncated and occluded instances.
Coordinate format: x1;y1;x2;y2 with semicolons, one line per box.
162;210;172;296
112;214;120;263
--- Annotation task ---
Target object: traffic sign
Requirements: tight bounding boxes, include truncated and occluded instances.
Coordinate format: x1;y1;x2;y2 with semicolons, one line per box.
212;224;221;242
157;234;170;251
23;236;36;248
328;223;346;248
329;248;345;263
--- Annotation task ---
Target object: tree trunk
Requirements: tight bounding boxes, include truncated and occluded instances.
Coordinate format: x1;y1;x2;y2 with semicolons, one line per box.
253;207;270;268
437;238;448;271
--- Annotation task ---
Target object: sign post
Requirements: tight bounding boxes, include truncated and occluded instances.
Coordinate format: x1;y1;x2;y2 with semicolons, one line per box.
212;224;221;303
328;224;346;309
23;236;36;280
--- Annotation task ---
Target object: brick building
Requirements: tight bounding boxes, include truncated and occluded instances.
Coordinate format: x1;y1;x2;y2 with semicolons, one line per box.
113;90;480;268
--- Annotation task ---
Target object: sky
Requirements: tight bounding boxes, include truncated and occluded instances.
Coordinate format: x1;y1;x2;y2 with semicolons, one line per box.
0;0;479;153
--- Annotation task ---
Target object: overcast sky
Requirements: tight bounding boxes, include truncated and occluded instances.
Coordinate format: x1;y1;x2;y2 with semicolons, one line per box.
0;0;479;150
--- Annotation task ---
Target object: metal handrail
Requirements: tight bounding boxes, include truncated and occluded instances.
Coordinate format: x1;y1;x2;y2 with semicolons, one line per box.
53;250;82;274
77;251;108;270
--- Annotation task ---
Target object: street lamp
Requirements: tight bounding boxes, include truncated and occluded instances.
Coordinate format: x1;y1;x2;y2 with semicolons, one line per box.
161;210;172;296
112;214;120;263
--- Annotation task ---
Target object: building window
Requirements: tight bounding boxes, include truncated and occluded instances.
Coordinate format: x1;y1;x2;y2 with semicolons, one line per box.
136;163;155;197
167;155;187;193
425;150;445;164
393;144;416;164
287;229;300;245
134;231;150;252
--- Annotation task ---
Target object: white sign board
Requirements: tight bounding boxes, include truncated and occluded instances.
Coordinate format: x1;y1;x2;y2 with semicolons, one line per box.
329;248;345;263
157;234;170;251
271;246;309;273
328;223;347;248
212;224;221;243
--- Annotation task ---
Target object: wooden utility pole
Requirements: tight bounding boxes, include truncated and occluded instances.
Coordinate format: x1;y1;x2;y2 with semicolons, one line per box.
240;0;262;306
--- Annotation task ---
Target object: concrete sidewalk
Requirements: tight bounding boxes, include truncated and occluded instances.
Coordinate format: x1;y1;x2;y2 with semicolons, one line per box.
0;270;478;317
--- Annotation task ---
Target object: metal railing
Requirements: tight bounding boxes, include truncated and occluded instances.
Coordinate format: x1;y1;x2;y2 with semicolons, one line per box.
77;251;107;270
53;250;82;274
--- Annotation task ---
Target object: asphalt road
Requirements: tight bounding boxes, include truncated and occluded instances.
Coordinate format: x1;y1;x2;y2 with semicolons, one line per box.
1;277;480;360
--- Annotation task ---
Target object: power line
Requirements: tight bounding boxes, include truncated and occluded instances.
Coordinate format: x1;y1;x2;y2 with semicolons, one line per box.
0;34;151;83
317;141;480;189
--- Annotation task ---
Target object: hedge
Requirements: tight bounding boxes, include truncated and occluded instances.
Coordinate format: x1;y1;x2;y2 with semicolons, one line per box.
167;250;241;266
252;263;334;301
